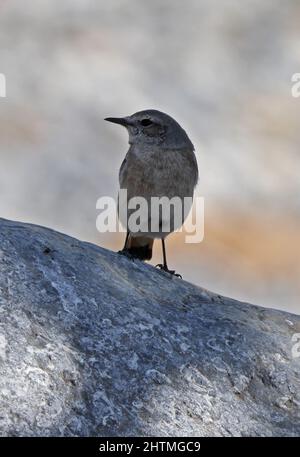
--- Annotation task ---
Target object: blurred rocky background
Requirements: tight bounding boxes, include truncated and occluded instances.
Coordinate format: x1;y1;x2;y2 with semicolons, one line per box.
0;0;299;313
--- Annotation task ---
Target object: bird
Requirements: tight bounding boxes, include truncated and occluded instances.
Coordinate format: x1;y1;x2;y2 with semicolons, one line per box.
105;109;198;277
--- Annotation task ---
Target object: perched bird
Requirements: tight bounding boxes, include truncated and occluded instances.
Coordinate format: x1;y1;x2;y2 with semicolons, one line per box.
105;109;198;276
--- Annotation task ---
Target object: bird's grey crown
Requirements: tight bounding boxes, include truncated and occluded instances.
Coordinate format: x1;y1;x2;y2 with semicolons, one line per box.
129;109;194;150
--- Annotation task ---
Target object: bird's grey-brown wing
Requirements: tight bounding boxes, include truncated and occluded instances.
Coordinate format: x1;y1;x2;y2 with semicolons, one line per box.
119;155;128;184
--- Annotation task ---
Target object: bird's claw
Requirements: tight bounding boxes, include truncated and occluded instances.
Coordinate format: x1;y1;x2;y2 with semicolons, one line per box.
155;264;182;279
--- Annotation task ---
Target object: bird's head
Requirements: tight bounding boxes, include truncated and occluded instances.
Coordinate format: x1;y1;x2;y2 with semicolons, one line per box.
105;109;194;150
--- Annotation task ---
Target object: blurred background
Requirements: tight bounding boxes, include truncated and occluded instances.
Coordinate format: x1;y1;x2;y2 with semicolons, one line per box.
0;0;299;314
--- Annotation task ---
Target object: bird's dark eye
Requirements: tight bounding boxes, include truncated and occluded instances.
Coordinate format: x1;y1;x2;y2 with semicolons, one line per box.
140;119;153;127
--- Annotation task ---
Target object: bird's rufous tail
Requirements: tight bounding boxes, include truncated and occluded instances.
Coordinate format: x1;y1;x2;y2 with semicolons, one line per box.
126;235;153;260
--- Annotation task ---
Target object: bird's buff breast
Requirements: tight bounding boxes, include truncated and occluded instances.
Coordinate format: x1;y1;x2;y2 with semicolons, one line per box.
119;147;197;200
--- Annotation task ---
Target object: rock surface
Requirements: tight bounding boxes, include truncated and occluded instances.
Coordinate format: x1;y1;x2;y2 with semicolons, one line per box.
0;218;299;437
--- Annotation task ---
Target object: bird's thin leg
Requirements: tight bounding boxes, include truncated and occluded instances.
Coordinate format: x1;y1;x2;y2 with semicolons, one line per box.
162;238;168;269
123;231;130;250
156;239;182;278
118;231;134;260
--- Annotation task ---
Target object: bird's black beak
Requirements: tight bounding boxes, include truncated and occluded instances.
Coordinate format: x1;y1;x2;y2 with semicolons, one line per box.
104;117;131;127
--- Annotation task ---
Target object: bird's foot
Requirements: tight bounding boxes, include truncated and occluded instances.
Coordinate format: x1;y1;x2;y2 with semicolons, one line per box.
118;249;135;260
155;264;182;279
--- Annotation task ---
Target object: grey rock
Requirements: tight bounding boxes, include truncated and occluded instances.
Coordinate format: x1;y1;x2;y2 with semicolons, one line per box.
0;218;299;437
